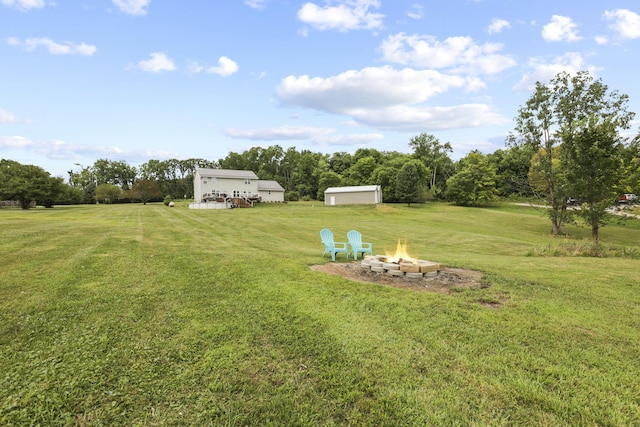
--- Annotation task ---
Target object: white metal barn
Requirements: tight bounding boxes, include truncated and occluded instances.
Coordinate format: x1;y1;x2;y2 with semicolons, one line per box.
324;185;382;206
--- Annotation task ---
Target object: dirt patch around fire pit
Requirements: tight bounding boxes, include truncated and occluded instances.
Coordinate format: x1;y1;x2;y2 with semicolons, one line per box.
310;262;485;293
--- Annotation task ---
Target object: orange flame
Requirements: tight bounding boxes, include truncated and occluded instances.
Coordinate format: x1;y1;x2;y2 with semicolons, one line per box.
385;240;417;264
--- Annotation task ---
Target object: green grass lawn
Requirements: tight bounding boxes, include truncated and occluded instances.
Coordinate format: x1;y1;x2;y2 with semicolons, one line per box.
1;201;639;426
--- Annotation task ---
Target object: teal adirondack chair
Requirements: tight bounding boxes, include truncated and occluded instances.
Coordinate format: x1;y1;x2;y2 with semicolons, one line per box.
347;229;373;260
320;229;349;261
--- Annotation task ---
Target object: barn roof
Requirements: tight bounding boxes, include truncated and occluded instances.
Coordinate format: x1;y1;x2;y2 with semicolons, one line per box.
325;185;380;194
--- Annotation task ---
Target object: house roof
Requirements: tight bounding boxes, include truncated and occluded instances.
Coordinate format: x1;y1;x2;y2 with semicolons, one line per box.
257;180;285;192
325;185;380;194
196;168;259;180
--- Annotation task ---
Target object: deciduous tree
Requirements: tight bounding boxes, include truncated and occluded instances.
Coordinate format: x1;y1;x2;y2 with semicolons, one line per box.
128;179;162;205
512;77;568;234
445;151;498;206
395;160;426;207
511;71;634;237
557;72;633;244
317;171;343;200
0;160;64;209
95;184;123;204
409;133;453;198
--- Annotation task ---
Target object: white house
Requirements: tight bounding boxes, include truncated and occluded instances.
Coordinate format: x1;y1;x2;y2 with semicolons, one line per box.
191;168;285;208
257;180;285;202
324;185;382;206
194;168;259;202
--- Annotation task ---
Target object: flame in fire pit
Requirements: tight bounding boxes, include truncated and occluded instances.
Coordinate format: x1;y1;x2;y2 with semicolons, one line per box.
385;240;417;264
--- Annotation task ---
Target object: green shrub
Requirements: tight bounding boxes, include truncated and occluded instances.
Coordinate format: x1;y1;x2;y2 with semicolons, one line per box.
285;191;299;201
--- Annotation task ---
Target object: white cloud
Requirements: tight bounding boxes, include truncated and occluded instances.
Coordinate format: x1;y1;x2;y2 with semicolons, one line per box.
542;15;581;42
278;66;483;112
346;104;508;131
224;125;333;141
112;0;150;16
188;56;239;77
594;35;609;45
7;37;97;55
488;18;510;34
0;135;185;168
138;52;176;73
276;66;506;131
206;56;239;77
318;133;383;145
46;139;123;160
604;9;640;39
379;33;516;75
0;135;125;160
0;110;18;123
297;0;384;32
0;135;33;148
513;52;597;92
223;125;383;146
244;0;267;9
406;4;424;20
0;0;45;11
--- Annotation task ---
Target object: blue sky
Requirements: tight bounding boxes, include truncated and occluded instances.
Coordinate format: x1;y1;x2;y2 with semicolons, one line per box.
2;0;640;178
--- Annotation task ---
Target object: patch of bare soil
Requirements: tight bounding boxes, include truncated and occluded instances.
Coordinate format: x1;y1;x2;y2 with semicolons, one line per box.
310;262;484;294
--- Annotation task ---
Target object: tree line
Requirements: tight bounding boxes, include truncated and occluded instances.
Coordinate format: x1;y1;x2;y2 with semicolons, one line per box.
2;71;640;242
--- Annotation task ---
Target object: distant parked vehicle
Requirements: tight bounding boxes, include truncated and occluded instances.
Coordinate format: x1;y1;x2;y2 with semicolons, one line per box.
619;194;638;203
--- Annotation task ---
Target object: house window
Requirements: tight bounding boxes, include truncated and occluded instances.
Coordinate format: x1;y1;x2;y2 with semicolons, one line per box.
233;190;240;197
203;180;207;185
244;179;251;185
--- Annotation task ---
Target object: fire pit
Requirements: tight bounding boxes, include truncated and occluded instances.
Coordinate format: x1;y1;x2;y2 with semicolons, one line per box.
361;240;444;279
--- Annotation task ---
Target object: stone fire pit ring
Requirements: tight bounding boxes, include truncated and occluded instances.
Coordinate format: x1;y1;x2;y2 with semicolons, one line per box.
362;255;444;279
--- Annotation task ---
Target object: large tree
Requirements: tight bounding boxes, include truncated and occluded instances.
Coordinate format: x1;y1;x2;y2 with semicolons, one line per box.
511;76;568;234
346;155;378;186
95;184;123;204
370;157;406;203
317;171;343;201
395;160;427;207
446;151;498;206
511;71;634;237
0;160;64;209
128;179;163;205
564;123;621;244
564;131;632;245
67;163;98;203
557;72;634;244
489;145;536;198
409;133;453;198
92;159;137;189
